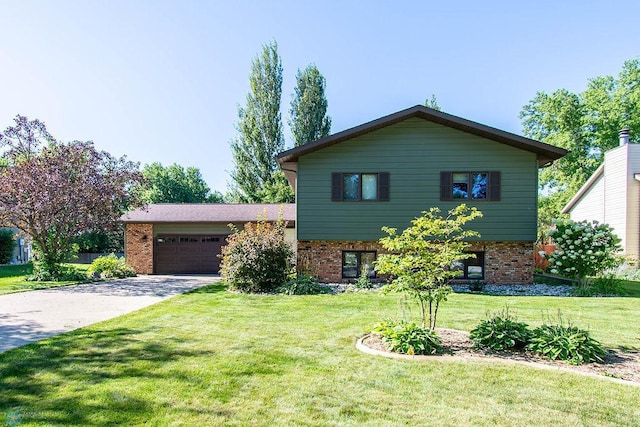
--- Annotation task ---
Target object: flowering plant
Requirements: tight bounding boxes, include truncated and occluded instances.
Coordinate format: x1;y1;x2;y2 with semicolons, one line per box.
546;219;621;284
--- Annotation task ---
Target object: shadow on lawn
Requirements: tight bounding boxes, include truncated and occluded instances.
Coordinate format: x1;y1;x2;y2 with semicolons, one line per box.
0;327;213;425
185;283;227;294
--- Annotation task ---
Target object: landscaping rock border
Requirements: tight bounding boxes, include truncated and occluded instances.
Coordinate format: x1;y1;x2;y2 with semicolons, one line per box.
356;330;640;387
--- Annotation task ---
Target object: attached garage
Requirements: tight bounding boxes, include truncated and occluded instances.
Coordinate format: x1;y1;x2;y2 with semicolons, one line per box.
155;234;226;274
121;203;296;275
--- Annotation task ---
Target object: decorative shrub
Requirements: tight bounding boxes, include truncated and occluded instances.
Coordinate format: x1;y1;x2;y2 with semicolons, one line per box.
0;229;16;264
220;216;294;293
277;274;328;295
527;324;606;365
546;219;622;285
88;254;136;279
27;263;87;282
372;319;443;355
470;312;532;351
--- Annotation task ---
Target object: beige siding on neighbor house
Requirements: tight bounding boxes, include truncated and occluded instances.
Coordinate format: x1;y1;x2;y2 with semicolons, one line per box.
569;173;605;224
624;144;640;258
567;143;640;259
603;145;629;255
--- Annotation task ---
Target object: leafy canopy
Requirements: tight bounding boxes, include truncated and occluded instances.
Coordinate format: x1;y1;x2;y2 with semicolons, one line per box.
0;115;143;277
229;41;293;203
376;204;482;329
520;58;640;235
289;64;331;147
139;162;223;203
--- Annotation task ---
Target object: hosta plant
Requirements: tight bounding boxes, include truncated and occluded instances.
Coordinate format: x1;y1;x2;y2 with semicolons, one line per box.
527;324;606;365
372;319;443;355
277;274;328;295
470;312;532;351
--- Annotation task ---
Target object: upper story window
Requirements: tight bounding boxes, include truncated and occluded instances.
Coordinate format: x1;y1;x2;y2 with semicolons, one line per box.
441;171;500;201
332;172;390;201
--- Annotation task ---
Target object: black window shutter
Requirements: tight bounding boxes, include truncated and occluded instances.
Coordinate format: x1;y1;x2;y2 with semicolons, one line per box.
489;171;501;201
331;173;343;201
378;172;390;201
440;172;452;201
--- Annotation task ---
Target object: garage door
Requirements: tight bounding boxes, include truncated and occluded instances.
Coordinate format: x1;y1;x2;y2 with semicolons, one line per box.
155;234;226;274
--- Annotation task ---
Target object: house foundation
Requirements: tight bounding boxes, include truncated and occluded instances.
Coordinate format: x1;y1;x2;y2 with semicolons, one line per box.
297;240;533;285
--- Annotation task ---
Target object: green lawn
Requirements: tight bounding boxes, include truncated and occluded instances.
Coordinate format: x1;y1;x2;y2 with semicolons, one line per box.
0;263;90;294
0;284;639;426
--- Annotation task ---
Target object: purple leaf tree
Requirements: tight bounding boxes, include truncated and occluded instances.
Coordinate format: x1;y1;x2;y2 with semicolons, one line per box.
0;115;143;277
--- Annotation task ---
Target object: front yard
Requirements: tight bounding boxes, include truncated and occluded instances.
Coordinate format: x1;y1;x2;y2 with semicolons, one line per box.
0;264;90;295
0;283;639;425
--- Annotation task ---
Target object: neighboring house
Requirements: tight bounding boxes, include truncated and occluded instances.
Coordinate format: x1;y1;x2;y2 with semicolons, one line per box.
562;129;639;259
121;204;295;274
277;105;567;284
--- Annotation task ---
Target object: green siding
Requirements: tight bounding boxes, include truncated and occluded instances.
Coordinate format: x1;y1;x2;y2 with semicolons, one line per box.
296;118;538;241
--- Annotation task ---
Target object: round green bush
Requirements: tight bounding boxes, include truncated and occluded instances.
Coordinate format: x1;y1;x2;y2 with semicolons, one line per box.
527;324;606;365
88;254;136;279
470;315;532;351
373;319;443;355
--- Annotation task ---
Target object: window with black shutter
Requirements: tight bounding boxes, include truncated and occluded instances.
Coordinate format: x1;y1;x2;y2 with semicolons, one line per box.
440;171;501;201
331;172;390;201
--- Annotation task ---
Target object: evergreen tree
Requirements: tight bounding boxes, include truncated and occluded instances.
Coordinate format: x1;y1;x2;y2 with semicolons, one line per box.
289;64;331;146
229;41;290;202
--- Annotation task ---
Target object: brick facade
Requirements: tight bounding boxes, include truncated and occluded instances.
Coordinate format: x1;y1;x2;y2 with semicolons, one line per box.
125;223;154;274
297;240;533;285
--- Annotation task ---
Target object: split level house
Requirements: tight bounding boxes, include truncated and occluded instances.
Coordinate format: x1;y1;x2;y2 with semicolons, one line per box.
122;105;567;284
562;129;640;260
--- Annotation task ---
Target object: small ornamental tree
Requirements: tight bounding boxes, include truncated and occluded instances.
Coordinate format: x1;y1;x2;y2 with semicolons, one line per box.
219;213;294;293
0;115;143;278
546;219;622;285
376;205;482;330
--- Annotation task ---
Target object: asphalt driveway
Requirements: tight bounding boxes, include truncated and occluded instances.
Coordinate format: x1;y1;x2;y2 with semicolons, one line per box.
0;275;218;352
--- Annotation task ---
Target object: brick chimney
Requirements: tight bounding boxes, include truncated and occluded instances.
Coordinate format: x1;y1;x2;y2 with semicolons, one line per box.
619;129;630;146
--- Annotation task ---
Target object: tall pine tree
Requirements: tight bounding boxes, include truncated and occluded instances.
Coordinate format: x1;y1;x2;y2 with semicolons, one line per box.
229;41;292;203
289;64;331;146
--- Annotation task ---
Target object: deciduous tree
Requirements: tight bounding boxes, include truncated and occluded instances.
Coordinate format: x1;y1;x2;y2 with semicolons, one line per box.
520;59;640;236
0;115;142;277
289;64;331;146
139;162;223;203
229;41;293;203
376;205;482;330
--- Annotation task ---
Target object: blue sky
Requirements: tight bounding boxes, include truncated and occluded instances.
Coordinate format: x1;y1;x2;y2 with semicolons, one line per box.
1;1;639;193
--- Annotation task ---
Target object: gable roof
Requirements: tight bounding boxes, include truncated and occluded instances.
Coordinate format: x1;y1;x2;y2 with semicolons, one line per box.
561;163;605;214
121;203;295;225
277;105;568;167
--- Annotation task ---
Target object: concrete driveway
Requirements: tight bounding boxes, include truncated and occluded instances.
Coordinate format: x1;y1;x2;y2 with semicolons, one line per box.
0;275;218;352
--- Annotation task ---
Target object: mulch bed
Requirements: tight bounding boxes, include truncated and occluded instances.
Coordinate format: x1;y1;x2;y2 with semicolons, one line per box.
360;329;640;386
